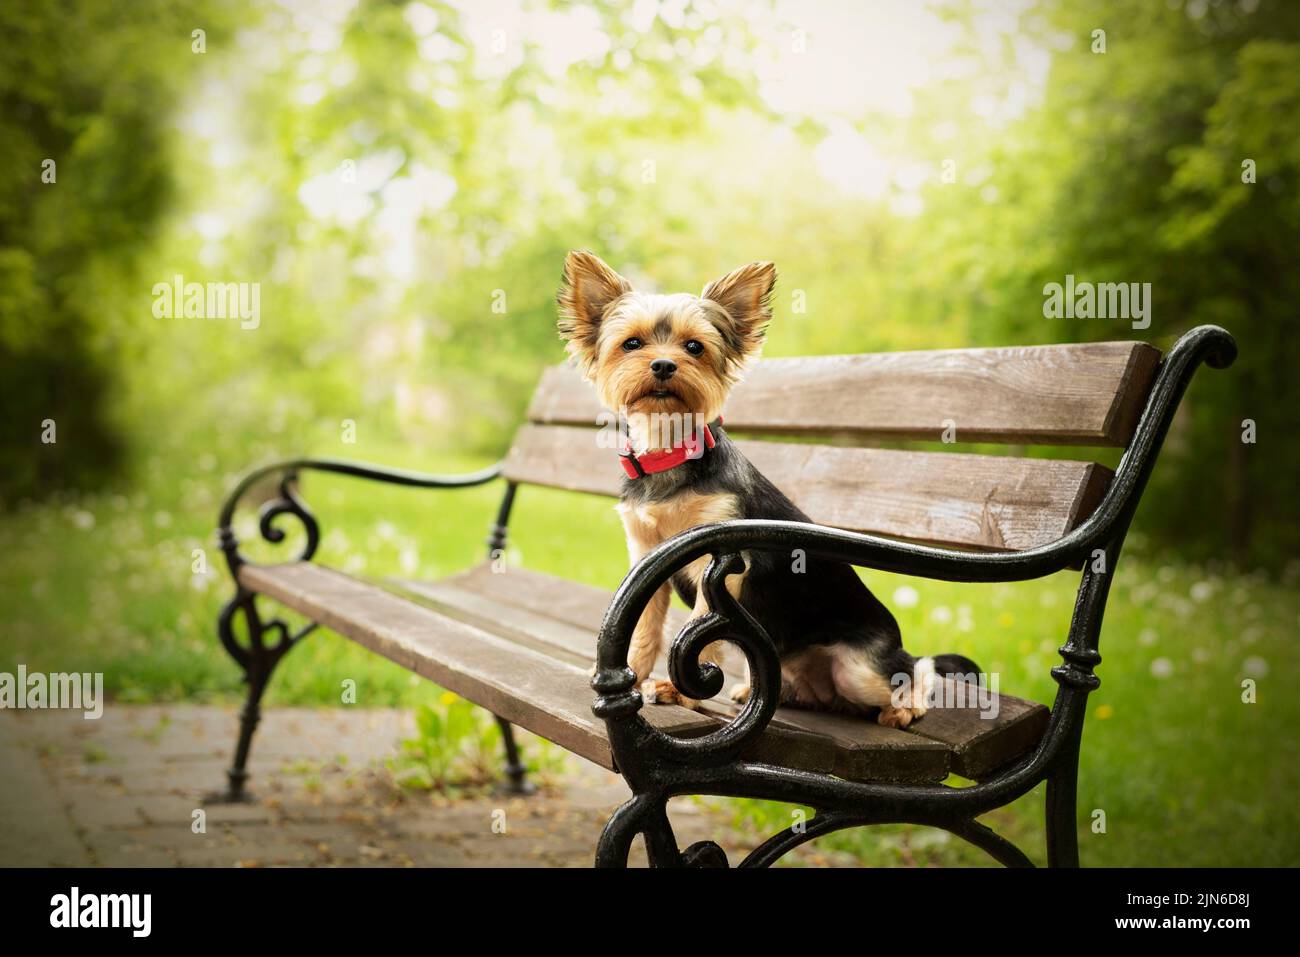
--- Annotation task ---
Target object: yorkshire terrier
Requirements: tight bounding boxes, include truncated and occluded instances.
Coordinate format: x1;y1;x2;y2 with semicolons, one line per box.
556;250;978;728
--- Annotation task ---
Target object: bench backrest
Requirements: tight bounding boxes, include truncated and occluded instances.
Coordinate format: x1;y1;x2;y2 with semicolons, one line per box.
503;341;1161;551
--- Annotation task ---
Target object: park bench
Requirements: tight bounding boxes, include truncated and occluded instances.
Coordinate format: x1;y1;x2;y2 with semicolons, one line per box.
213;323;1235;867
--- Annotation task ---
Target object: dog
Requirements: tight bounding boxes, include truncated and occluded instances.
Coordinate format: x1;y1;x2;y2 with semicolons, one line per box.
556;250;979;728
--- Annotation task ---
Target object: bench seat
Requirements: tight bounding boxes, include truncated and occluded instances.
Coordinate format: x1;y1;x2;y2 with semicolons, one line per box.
239;560;1049;785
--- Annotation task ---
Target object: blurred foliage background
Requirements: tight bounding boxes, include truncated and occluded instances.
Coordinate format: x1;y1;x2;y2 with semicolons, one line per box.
2;0;1297;566
1;0;1297;865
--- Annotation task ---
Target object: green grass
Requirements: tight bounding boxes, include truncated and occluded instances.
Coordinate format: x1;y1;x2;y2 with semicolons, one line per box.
1;437;1296;866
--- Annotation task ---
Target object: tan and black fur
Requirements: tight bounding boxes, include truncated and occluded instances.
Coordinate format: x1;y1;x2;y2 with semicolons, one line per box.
556;250;978;727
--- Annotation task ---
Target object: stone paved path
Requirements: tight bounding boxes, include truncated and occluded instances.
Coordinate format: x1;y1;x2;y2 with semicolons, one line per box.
0;705;828;868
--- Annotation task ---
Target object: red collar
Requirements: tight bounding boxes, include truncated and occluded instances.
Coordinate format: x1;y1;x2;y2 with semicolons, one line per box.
619;418;720;480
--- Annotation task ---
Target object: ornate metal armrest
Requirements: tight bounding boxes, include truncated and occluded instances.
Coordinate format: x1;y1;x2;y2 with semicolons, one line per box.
210;457;499;802
217;458;503;574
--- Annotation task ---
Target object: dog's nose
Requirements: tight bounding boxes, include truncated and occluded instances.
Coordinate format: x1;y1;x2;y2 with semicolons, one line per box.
650;358;677;381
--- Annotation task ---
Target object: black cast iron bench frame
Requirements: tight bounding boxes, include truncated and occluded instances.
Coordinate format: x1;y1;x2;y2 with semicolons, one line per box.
211;324;1236;867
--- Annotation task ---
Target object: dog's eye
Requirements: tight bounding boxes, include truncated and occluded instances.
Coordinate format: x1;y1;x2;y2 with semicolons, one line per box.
683;340;704;356
622;338;643;351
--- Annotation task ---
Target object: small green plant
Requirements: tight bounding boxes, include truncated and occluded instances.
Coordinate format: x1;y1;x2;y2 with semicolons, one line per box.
523;736;568;788
281;758;323;775
388;692;501;792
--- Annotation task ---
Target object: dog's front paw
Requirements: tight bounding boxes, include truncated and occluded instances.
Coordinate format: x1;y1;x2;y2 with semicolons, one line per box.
906;692;928;721
642;678;698;710
877;704;917;729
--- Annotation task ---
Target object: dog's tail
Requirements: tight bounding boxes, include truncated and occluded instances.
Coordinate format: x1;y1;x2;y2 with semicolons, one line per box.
931;653;983;684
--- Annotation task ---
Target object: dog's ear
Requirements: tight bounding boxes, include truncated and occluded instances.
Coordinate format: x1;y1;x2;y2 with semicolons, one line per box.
702;261;775;362
557;250;632;372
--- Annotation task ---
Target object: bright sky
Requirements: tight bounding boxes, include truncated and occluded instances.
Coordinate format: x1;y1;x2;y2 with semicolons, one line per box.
433;0;1050;199
196;0;1052;273
760;0;961;117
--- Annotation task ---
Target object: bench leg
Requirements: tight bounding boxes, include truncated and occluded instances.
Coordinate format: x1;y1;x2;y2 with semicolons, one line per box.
211;589;311;803
596;794;686;867
495;716;535;795
224;669;270;802
1045;761;1081;867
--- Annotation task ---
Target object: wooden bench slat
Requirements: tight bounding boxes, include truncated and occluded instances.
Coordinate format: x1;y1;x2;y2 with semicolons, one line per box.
236;563;715;772
885;681;1050;779
526;340;1161;447
503;423;1112;551
240;562;922;783
405;563;1048;781
386;577;935;783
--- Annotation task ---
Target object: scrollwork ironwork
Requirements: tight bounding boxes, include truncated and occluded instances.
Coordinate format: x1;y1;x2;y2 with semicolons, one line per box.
254;472;320;564
211;456;504;801
217;458;502;574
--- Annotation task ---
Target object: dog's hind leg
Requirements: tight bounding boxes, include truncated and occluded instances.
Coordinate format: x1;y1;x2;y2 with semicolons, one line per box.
828;643;931;729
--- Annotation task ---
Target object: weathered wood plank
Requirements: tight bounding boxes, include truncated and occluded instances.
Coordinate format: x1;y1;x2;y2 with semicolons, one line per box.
240;562;904;783
414;563;1048;781
236;562;715;771
895;678;1050;780
526;340;1161;446
503;423;1112;550
695;697;951;784
387;577;893;782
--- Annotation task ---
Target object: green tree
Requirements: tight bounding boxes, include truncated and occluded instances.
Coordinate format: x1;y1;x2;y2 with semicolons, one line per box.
0;0;240;501
912;0;1300;566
